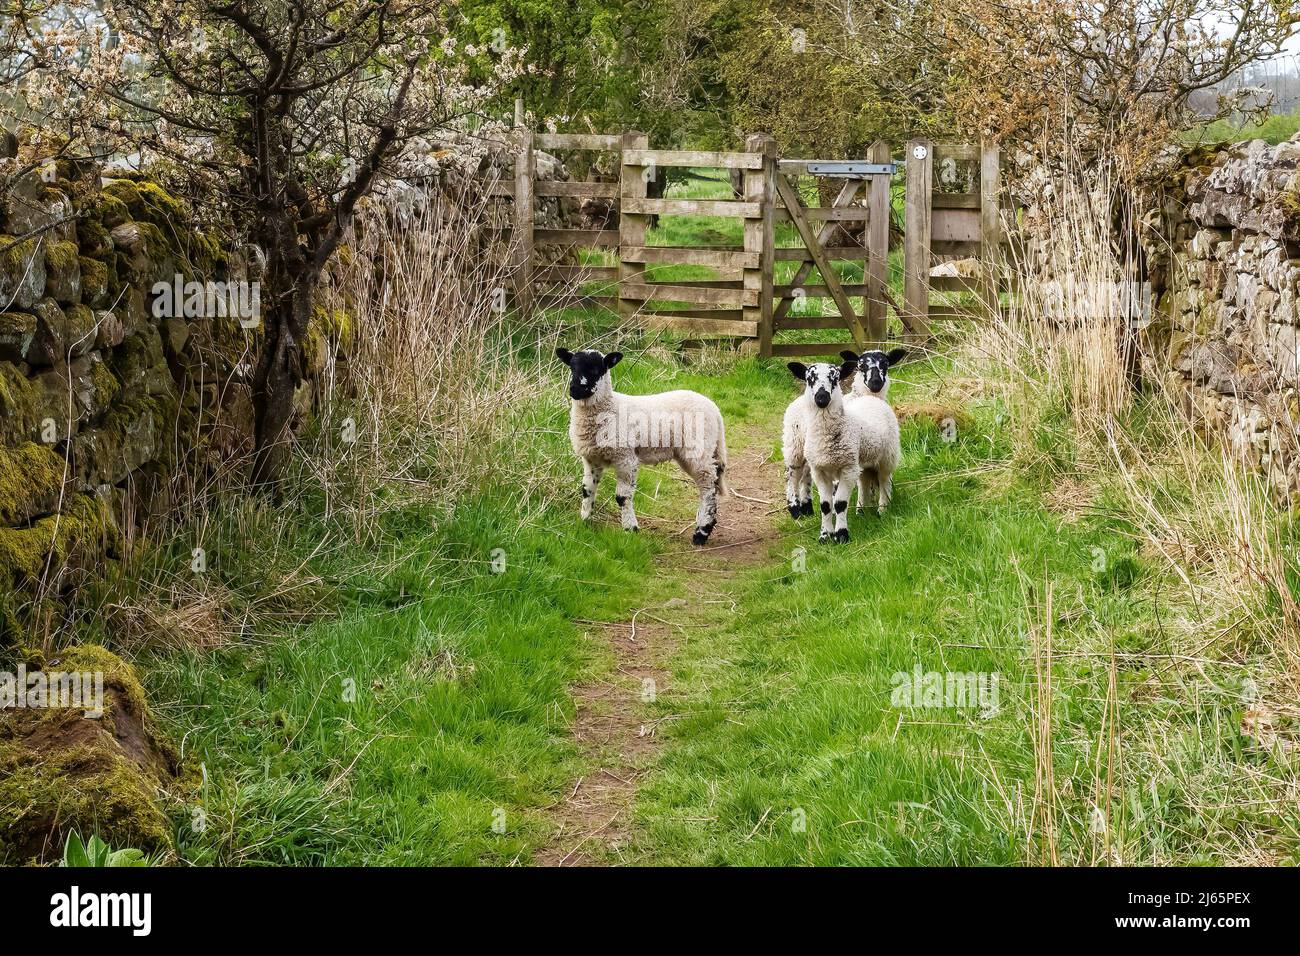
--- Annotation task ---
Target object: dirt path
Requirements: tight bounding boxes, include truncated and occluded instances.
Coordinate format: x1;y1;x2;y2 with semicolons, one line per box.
533;424;780;865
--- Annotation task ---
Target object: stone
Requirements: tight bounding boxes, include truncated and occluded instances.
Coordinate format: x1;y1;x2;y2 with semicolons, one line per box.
0;310;38;363
42;240;81;305
0;236;46;310
78;256;108;307
94;310;124;350
0;643;182;865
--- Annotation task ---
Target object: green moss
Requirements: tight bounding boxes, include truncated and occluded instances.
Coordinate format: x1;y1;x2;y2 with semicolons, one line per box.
43;240;79;273
0;310;36;337
134;180;187;225
88;357;120;410
0;493;116;584
0;235;38;274
100;179;142;216
97;194;131;230
0;362;40;440
0;644;179;864
77;214;111;255
79;256;108;303
0;442;64;525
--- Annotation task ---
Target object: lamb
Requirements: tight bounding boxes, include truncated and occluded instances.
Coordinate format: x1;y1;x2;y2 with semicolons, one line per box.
556;347;729;545
781;390;815;519
788;359;900;542
782;346;903;520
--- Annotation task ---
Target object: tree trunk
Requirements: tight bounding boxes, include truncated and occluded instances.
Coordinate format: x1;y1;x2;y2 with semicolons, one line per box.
250;278;311;488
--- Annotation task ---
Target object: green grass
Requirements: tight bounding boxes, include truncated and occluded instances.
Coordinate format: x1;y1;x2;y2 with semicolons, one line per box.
1193;109;1300;146
93;178;1297;867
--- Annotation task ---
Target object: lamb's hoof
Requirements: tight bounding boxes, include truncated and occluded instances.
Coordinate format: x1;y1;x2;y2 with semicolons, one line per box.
691;529;711;546
818;531;831;544
800;500;814;517
788;504;802;520
832;529;850;544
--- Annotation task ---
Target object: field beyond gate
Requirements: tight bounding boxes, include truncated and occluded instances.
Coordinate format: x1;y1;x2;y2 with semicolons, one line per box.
483;130;1010;357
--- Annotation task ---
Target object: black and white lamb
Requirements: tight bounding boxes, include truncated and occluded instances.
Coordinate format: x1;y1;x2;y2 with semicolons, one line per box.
788;359;900;542
840;347;906;403
556;348;730;545
784;347;905;520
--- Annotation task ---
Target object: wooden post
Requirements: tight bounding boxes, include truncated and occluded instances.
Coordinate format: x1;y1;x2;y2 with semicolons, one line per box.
744;133;776;357
514;95;525;128
865;139;892;345
980;140;1002;320
618;132;650;324
513;127;535;320
903;138;933;343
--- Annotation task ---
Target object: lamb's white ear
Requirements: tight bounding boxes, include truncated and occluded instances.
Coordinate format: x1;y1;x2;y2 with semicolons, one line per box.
885;347;907;366
787;362;808;380
839;350;858;364
604;351;623;369
555;348;574;366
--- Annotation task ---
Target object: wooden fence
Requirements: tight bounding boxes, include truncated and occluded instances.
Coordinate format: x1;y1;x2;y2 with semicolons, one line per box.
483;130;1007;359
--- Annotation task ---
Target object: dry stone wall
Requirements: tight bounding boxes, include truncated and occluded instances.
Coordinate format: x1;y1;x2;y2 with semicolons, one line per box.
0;141;256;648
1141;137;1300;499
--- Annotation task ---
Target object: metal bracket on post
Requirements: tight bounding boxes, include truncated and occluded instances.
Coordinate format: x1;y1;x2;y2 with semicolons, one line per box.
804;161;897;177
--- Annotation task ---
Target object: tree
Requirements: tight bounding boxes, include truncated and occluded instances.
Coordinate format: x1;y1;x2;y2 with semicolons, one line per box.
21;0;518;486
937;0;1300;178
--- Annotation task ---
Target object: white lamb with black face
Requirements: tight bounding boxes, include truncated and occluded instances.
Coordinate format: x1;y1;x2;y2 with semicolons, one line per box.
841;347;906;402
556;347;730;545
781;388;815;520
788;358;900;542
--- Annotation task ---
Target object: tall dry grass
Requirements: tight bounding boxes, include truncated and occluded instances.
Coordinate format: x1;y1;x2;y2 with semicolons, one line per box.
963;162;1300;864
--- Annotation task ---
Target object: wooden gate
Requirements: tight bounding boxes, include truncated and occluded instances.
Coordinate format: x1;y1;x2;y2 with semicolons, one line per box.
491;128;1006;359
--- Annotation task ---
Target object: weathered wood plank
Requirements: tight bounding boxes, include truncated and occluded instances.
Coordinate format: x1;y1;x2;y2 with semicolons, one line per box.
774;206;871;223
622;197;763;217
932;192;980;210
622;246;758;269
981;141;1003;317
622;282;758;307
535;181;618;198
903;138;933;342
865;140;892;344
634;312;759;337
513;129;535;319
745;133;777;355
535;132;622;150
618;132;650;323
538;293;619;309
622;149;763;170
935;142;980;162
773;245;866;261
534;228;619;246
932;208;981;243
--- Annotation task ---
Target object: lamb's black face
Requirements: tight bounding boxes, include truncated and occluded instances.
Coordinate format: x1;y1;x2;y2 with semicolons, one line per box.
845;347;905;394
556;347;622;400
